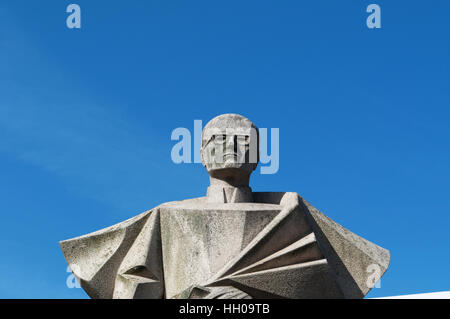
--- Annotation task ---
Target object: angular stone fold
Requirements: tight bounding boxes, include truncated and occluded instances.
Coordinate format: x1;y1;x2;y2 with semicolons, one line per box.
60;114;390;299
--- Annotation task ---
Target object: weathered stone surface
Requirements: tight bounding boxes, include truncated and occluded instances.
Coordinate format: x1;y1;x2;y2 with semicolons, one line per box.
159;200;281;298
301;199;390;298
60;211;155;298
60;114;390;299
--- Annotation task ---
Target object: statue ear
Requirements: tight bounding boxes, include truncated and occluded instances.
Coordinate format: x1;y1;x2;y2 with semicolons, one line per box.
200;145;206;167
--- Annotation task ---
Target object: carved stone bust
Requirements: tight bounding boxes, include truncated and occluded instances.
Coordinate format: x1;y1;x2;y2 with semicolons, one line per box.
202;113;259;203
60;114;390;299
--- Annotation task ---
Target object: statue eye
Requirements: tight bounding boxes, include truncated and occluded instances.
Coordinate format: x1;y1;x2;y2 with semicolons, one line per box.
213;134;226;144
237;135;250;145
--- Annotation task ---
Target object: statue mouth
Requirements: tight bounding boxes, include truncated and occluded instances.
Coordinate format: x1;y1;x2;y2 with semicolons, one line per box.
223;153;238;158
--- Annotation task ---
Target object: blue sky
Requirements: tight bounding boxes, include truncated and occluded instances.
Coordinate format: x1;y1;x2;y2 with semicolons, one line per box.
0;1;449;298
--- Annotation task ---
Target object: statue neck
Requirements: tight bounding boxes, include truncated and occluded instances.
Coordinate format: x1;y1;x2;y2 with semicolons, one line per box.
206;185;253;203
206;176;253;203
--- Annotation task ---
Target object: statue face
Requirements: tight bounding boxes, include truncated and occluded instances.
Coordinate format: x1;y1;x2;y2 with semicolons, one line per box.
201;114;259;176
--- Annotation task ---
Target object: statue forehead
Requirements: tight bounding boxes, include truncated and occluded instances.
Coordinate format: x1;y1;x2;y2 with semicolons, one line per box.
202;114;258;140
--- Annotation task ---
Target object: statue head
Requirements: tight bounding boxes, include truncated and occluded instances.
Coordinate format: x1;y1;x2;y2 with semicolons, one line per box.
201;114;259;186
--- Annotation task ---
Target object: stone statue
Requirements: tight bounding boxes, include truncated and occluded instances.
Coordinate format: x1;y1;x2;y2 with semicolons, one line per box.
60;113;390;299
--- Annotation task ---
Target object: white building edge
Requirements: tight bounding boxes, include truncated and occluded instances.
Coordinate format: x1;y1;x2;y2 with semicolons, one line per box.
374;291;450;299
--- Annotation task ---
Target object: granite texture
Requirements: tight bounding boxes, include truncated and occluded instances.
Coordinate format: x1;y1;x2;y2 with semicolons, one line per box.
60;114;390;299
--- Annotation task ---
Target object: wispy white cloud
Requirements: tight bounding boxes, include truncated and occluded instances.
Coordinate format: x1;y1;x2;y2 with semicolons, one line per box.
0;14;170;212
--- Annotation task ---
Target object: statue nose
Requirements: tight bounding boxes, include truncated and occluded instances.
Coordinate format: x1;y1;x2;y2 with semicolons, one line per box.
225;135;238;153
226;136;235;147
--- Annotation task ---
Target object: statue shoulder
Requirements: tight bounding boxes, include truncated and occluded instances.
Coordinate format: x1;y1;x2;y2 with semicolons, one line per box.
59;208;157;298
252;191;302;207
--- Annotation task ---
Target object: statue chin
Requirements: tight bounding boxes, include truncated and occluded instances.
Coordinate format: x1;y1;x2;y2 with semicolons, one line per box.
207;166;253;179
205;159;257;174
